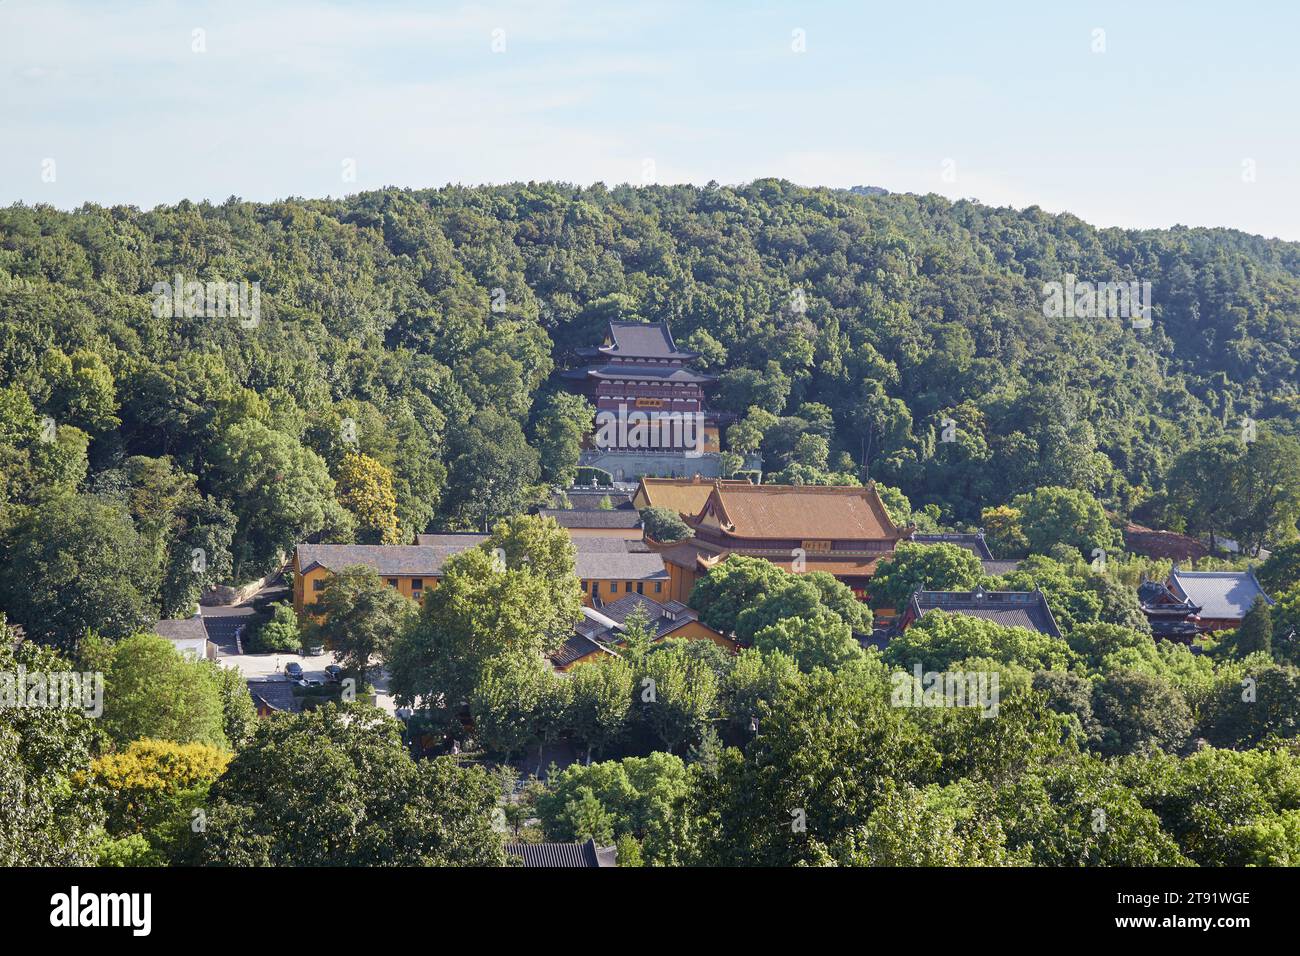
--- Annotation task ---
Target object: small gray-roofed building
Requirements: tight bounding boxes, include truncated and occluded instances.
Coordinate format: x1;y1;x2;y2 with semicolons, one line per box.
539;508;642;530
245;678;302;715
153;615;209;643
505;838;617;867
153;615;215;660
911;532;995;561
573;549;668;582
905;588;1062;638
1168;568;1273;626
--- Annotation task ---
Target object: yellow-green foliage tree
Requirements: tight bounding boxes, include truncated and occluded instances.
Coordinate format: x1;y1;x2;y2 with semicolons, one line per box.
980;505;1028;558
80;738;232;865
336;451;403;544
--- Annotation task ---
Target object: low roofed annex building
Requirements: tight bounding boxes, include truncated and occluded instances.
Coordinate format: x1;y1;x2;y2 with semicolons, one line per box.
899;587;1063;638
551;593;736;671
655;480;910;604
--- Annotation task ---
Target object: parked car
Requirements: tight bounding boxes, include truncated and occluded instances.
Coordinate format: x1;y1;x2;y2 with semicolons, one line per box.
324;665;343;684
284;662;304;680
304;642;326;656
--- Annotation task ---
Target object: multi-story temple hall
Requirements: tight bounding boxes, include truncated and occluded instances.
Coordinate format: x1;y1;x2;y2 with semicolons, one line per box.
563;320;753;481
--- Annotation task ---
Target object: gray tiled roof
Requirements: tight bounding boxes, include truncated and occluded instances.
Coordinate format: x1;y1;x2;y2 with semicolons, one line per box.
539;509;642;529
552;632;617;668
909;589;1062;638
573;537;653;553
1169;569;1273;620
245;679;302;713
505;839;617;867
911;532;995;560
552;490;634;510
606;321;688;358
154;616;209;643
581;364;712;383
598;594;698;638
414;533;490;548
574;549;667;581
296;543;474;576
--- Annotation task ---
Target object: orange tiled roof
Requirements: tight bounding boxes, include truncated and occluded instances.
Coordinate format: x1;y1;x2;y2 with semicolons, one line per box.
701;482;903;541
638;476;752;517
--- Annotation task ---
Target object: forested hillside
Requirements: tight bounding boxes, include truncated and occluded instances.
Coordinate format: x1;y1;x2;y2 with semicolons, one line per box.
4;180;1300;627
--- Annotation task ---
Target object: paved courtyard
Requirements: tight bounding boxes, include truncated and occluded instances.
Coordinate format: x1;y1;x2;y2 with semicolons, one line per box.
218;651;399;716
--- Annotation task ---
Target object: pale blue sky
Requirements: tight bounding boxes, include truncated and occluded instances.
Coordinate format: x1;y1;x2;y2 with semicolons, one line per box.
3;0;1299;239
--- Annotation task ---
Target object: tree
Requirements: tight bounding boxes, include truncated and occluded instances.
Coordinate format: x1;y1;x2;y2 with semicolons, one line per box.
869;542;985;612
107;455;235;618
833;782;1016;866
640;506;692;543
1200;664;1300;748
307;566;418;685
752;611;863;672
1090;669;1193;757
996;756;1190;866
184;704;505;866
1168;430;1300;555
443;409;541;529
207;659;258;749
1257;542;1300;594
980;505;1028;559
80;739;230;862
389;545;580;710
691;555;870;641
533;391;594;488
1234;596;1274;658
636;644;718;753
885;611;1078;673
210;419;353;578
535;754;692;865
719;647;803;738
0;629;104;865
566;656;635;763
0;494;157;650
249;602;302;653
687;665;938;867
335;451;403;544
41;347;120;434
1227;430;1300;555
95;633;229;749
1010;486;1118;559
469;651;560;762
690;555;789;635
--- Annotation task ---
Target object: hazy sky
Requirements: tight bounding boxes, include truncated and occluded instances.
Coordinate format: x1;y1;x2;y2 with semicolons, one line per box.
3;0;1298;239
